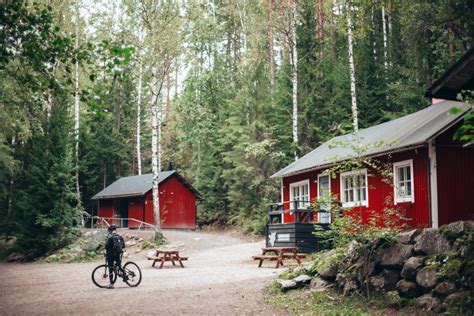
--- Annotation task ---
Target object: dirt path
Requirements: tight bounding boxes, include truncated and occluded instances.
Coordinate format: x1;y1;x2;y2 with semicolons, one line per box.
0;230;288;315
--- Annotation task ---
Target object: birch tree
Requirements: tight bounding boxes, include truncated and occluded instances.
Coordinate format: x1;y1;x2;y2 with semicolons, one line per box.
73;3;84;225
131;0;183;233
136;48;143;175
346;0;358;132
267;0;275;93
290;0;298;160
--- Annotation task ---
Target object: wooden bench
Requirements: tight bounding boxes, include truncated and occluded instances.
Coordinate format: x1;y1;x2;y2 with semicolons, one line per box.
253;247;305;268
148;249;188;269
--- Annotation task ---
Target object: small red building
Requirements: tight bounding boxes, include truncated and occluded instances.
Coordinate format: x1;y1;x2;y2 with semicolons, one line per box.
92;171;201;229
271;101;473;231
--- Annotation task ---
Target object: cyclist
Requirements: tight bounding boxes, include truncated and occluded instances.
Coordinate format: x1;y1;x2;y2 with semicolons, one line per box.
105;224;125;289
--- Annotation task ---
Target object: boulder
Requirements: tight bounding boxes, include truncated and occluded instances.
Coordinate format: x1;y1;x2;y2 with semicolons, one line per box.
316;250;340;280
416;294;440;311
7;252;27;262
400;256;424;280
276;279;298;291
355;257;376;283
381;269;401;291
347;240;361;257
125;240;137;247
343;279;359;296
310;277;332;292
396;279;419;297
134;249;141;253
443;292;468;308
386;291;402;307
122;251;129;258
124;233;132;240
86;239;101;252
435;280;457;296
292;266;308;275
414;229;452;255
397;229;422;245
367;276;385;292
416;266;439;290
293;274;312;286
440;221;474;236
377;243;414;268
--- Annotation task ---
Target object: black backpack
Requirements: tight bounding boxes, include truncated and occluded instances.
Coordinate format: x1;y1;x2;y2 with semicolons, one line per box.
110;234;123;255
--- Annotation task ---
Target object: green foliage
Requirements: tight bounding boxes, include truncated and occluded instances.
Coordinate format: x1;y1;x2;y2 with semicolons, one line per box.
142;238;166;250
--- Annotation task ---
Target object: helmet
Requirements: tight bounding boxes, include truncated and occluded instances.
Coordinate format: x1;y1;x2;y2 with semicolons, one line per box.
108;224;117;232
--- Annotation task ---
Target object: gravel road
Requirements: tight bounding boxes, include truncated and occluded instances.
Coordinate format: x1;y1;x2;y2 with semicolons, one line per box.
0;230;287;315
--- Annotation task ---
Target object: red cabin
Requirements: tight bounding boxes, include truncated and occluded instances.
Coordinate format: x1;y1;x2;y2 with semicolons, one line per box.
268;101;473;252
92;171;201;229
272;100;473;228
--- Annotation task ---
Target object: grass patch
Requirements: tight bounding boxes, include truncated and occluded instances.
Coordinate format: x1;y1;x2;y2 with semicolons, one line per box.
266;287;421;315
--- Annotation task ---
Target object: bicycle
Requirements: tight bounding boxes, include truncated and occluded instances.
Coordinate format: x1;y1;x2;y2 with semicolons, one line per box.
91;252;142;288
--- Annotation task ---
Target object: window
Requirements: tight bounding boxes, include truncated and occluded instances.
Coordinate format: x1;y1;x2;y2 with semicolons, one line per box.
393;160;414;204
289;180;310;209
340;169;368;207
317;174;331;223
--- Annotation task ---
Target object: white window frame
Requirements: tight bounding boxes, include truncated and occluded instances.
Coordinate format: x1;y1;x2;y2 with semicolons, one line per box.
393;159;415;204
340;169;369;208
289;179;310;210
317;173;332;223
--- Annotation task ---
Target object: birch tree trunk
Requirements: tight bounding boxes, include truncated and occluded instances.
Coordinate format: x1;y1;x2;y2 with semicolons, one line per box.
371;3;377;63
268;0;275;93
74;11;83;226
150;66;161;231
346;1;358;132
317;0;324;59
291;0;298;160
136;53;143;175
382;5;388;71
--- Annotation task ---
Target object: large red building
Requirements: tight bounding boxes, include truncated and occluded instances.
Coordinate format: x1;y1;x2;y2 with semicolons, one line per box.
271;100;473;229
92;171;201;229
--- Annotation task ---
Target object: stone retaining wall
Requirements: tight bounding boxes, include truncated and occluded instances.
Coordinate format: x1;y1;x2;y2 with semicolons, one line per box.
277;221;474;313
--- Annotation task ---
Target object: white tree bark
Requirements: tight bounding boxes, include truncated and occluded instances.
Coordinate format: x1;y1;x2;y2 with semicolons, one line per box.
382;5;388;71
150;66;161;231
371;4;377;63
74;10;83;226
136;53;143;175
347;1;358;132
291;0;298;160
268;0;275;93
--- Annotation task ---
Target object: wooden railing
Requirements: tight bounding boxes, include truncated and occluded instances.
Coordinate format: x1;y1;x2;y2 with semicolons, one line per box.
268;200;331;224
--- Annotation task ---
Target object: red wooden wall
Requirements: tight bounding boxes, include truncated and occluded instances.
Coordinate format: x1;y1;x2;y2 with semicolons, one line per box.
144;176;197;229
282;149;431;228
98;175;197;229
436;123;474;225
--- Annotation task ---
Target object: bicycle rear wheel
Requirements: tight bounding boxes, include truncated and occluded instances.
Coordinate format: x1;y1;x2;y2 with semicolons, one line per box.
123;262;142;287
91;264;117;288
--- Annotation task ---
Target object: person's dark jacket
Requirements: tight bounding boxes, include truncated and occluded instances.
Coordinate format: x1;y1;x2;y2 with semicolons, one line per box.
105;233;125;257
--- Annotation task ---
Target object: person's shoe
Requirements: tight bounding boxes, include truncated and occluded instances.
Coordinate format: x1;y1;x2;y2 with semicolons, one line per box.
106;284;114;289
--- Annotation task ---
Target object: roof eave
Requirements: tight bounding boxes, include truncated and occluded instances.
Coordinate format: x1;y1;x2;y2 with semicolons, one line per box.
91;192;146;200
271;143;428;179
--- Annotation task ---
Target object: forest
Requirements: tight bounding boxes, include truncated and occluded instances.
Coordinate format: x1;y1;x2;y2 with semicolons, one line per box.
1;0;473;257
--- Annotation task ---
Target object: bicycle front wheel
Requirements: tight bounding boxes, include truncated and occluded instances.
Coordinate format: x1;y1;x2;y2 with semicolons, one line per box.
91;264;117;288
123;262;142;287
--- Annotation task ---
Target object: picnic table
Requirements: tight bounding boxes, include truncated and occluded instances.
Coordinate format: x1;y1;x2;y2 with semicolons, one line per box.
148;249;188;269
252;247;306;268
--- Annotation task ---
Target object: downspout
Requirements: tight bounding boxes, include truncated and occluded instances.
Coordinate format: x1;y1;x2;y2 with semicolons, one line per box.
428;140;439;228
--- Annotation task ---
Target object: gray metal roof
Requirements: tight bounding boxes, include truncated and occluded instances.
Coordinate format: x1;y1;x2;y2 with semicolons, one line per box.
92;171;176;200
271;101;471;178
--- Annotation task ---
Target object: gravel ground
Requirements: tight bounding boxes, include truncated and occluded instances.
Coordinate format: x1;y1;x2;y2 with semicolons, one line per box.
0;230;288;315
